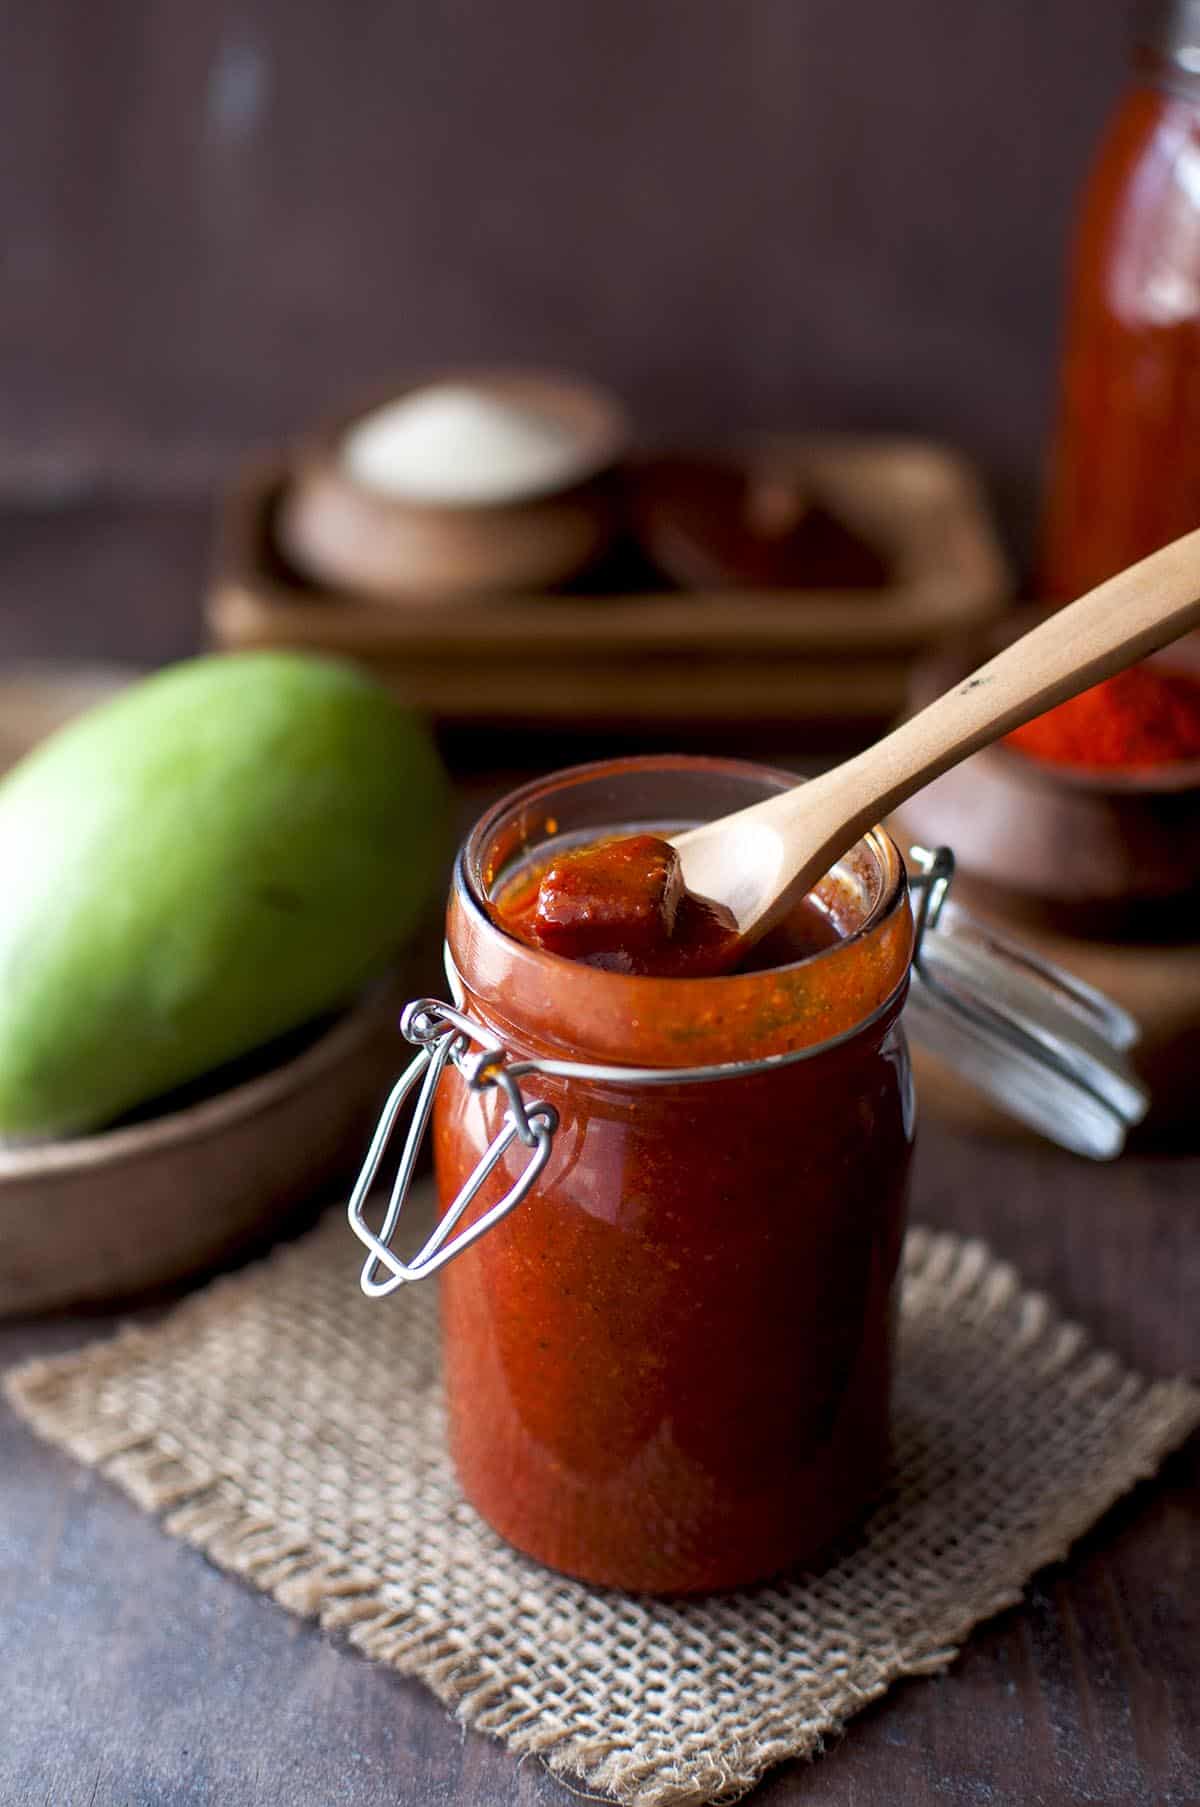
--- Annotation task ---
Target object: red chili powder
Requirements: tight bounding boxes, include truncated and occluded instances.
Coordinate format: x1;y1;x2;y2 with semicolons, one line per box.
1006;664;1200;768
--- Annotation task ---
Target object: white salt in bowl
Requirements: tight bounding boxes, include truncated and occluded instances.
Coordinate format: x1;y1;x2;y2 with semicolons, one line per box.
279;370;631;602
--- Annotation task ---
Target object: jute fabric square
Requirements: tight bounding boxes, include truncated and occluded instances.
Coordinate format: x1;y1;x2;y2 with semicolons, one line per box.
7;1197;1197;1806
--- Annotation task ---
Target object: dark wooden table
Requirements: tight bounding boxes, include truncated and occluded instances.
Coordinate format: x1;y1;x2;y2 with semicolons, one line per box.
2;498;1197;1807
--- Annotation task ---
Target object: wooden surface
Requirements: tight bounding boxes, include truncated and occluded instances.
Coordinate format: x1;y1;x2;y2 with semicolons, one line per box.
3;1124;1197;1807
1;497;1198;1806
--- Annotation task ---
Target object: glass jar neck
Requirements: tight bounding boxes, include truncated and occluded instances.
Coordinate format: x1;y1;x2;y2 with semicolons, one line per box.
446;756;914;1071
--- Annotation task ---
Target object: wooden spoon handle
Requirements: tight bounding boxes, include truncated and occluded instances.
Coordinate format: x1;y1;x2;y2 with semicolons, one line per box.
860;524;1200;793
768;525;1200;903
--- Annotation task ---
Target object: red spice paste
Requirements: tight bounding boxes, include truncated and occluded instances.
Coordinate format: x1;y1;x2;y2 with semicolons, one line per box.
494;831;818;977
434;803;912;1593
1007;665;1200;768
494;832;843;977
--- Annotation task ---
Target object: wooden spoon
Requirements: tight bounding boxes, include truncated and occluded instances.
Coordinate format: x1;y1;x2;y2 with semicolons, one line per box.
671;527;1200;947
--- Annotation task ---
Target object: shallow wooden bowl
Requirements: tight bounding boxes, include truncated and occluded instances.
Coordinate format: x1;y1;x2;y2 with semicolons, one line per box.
0;985;404;1316
278;369;630;601
897;614;1200;938
0;665;408;1315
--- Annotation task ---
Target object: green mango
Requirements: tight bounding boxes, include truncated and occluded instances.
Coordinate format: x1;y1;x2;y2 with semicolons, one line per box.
0;651;449;1139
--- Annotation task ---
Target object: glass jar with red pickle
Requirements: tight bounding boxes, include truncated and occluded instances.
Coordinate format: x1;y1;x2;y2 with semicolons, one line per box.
348;758;1147;1595
441;766;913;1594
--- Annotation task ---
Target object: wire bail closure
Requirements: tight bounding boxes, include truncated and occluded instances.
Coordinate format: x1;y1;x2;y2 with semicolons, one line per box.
907;841;955;950
346;1000;558;1297
905;844;1148;1159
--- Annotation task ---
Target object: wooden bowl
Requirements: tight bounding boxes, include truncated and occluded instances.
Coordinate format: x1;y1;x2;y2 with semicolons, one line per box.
278;370;630;602
896;615;1200;938
0;665;410;1315
631;449;890;590
0;983;405;1316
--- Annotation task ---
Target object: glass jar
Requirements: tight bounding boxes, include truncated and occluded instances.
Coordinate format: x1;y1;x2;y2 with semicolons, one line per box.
349;757;1148;1595
1042;1;1200;599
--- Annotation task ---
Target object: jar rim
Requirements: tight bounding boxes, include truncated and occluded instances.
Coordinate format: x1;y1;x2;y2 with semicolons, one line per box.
459;752;907;979
441;947;910;1083
448;755;914;1071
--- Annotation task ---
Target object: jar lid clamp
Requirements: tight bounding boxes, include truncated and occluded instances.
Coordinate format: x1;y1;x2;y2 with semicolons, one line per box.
348;1000;558;1298
906;846;1147;1159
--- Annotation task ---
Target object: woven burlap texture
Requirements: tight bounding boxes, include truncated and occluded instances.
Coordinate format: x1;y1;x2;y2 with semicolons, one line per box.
8;1195;1198;1807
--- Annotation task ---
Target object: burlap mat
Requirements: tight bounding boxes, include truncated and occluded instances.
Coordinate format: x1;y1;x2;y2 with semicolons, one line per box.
8;1194;1198;1806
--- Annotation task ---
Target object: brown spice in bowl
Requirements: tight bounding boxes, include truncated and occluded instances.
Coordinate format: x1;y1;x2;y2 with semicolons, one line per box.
634;453;889;591
1006;662;1200;769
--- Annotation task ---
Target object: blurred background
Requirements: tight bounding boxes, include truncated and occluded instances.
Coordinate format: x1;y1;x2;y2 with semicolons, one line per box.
10;0;1200;1049
2;0;1130;668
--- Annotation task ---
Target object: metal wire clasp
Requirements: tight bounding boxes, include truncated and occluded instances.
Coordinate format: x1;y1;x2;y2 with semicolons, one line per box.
907;842;955;958
346;999;558;1297
903;842;1148;1158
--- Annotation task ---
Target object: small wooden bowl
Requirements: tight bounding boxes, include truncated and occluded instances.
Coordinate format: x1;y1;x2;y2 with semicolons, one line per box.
632;450;890;590
279;370;630;602
897;616;1200;938
0;666;409;1315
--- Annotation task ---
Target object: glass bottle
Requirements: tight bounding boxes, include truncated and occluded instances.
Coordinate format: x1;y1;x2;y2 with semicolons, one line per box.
1042;1;1200;598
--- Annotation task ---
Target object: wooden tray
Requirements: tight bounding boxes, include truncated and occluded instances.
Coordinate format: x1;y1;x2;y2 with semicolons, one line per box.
208;438;1013;730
